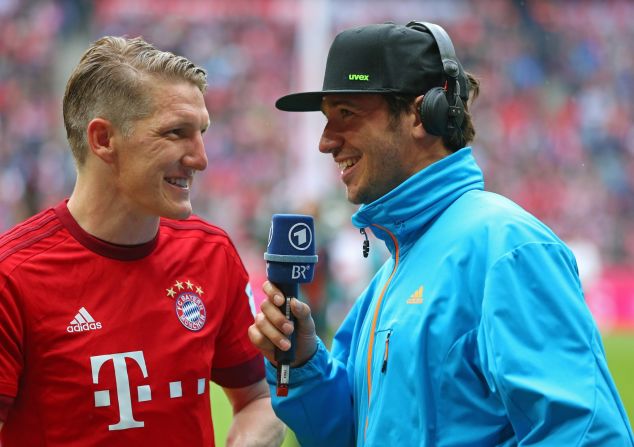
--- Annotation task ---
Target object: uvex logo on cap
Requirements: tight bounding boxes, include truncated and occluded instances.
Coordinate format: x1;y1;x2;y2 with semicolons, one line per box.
348;73;369;81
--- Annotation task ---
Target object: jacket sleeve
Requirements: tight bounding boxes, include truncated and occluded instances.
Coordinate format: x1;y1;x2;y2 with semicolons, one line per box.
478;242;634;446
265;301;359;447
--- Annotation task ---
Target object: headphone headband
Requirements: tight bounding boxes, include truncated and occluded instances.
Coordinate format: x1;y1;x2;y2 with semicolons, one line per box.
407;21;460;81
406;20;466;139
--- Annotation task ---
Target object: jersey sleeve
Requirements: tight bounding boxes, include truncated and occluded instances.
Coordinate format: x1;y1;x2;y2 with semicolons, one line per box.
211;242;264;388
478;242;634;445
0;394;14;422
0;275;23;399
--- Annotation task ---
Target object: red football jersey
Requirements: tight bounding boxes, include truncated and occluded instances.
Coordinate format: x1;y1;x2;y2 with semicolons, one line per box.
0;201;264;446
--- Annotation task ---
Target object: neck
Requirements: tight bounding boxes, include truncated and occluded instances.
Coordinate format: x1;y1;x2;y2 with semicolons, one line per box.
67;173;159;245
423;135;452;161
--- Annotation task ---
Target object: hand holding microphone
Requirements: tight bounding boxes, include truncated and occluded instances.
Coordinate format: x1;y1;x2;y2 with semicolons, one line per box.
260;214;318;397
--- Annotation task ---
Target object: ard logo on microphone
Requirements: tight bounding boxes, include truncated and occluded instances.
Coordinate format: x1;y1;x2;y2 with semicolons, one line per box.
289;223;313;280
288;223;313;251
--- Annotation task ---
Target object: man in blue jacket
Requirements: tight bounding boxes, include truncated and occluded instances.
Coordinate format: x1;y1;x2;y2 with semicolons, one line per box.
249;21;634;446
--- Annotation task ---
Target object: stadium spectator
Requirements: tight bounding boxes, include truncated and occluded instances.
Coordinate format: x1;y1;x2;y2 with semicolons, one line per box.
0;35;284;446
249;21;634;446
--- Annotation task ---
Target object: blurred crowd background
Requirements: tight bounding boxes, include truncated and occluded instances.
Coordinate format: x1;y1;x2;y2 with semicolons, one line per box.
1;0;634;338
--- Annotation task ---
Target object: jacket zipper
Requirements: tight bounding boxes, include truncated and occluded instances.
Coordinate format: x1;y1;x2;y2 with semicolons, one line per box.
381;331;391;373
363;223;399;440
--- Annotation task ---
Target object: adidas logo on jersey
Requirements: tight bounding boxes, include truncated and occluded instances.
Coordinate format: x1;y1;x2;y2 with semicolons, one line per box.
67;307;102;333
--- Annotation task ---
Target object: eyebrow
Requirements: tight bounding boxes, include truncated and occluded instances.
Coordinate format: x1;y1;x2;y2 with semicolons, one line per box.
162;114;210;132
321;98;358;115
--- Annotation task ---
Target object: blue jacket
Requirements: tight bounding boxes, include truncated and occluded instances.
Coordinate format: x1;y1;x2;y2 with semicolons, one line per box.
267;148;633;446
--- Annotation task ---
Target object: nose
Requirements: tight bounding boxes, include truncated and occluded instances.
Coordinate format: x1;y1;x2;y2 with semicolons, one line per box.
319;123;343;154
183;132;208;171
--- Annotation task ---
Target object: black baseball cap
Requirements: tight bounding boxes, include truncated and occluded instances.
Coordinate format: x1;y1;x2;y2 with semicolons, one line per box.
275;22;469;112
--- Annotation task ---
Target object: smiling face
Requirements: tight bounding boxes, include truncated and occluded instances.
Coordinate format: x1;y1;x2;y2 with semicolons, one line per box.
111;78;210;220
319;94;423;204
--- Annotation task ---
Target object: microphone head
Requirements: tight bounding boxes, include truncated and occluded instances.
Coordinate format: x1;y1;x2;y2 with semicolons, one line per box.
265;214;318;284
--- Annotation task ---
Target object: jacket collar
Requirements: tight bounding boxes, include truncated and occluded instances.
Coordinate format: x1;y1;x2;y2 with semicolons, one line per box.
351;147;484;254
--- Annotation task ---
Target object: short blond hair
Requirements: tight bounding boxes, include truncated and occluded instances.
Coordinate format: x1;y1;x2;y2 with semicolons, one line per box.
63;36;207;164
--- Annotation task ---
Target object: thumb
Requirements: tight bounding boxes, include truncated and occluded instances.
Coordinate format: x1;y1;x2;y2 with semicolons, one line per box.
290;297;318;365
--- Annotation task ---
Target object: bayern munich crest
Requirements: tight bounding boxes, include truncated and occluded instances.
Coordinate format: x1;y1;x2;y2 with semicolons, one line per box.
166;280;207;331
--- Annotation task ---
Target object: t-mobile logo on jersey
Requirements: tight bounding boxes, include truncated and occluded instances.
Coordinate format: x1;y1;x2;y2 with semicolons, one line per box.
91;351;150;431
90;351;208;431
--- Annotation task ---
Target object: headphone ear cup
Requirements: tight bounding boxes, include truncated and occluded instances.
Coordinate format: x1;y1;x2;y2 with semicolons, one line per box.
449;95;465;131
419;87;449;136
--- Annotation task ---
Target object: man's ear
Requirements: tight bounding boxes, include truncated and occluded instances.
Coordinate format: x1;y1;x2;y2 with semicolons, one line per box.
412;95;426;139
86;118;117;164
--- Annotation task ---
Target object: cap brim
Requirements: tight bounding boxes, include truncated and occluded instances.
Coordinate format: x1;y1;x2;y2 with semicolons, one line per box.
275;89;396;112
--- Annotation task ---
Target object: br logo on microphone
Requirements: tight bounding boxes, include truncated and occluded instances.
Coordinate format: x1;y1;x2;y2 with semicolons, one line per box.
291;264;310;280
288;223;313;251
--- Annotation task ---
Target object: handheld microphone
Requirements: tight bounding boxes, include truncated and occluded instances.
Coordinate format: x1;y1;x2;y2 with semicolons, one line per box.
264;214;318;397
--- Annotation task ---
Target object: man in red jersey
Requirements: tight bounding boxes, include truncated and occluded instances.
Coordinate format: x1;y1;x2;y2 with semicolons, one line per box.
0;36;285;446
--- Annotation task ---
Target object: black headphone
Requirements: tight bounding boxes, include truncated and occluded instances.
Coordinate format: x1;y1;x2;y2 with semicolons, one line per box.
406;21;465;138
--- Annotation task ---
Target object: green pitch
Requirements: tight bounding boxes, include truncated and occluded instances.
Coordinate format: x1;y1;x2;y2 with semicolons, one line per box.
603;331;634;423
211;331;634;446
211;383;298;446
